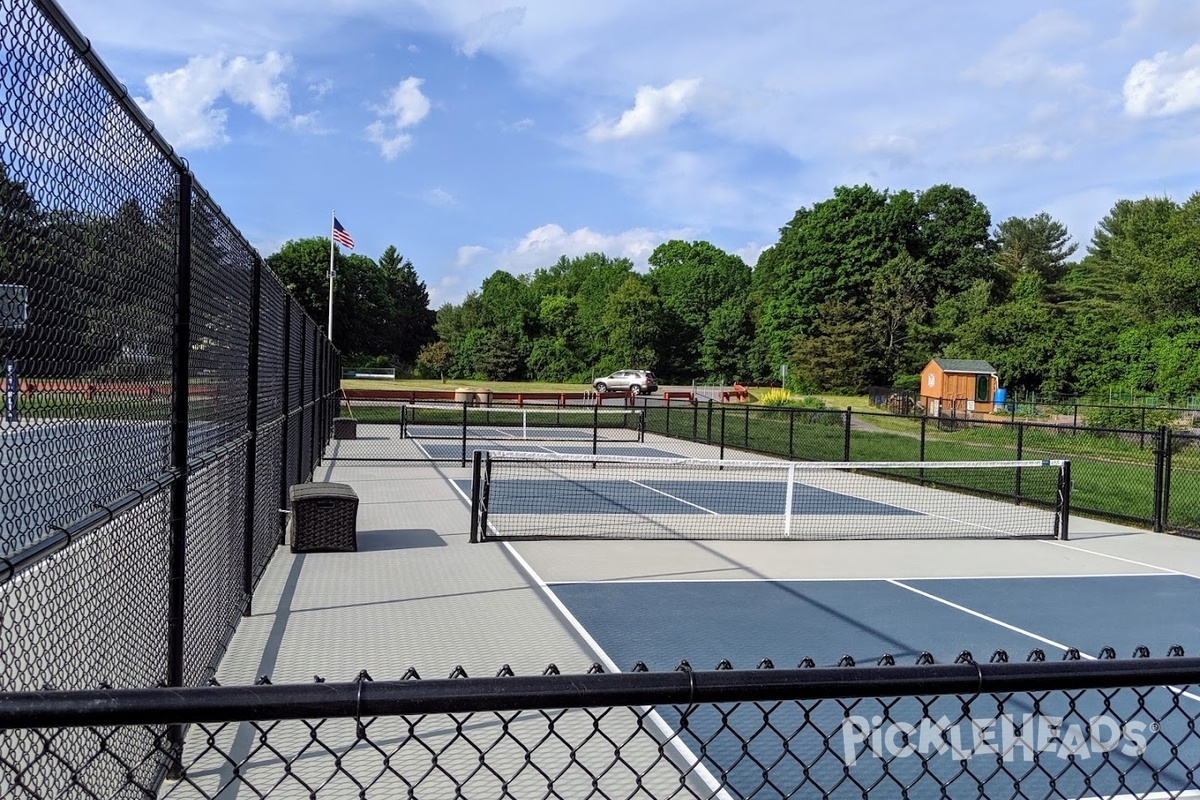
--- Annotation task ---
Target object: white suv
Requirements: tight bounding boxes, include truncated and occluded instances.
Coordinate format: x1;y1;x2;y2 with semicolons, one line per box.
593;370;659;395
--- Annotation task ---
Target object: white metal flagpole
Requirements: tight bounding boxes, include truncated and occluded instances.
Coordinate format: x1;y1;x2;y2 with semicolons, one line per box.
327;211;336;340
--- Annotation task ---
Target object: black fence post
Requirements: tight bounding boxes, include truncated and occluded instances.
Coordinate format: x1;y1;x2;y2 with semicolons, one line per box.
706;399;713;445
278;301;291;545
719;405;726;461
1015;422;1025;503
843;407;852;462
460;399;469;468
166;170;193;779
242;258;262;617
1163;429;1174;532
295;316;307;485
743;405;750;448
692;400;698;442
1152;426;1167;532
919;413;927;461
664;396;671;436
592;403;599;456
788;408;795;459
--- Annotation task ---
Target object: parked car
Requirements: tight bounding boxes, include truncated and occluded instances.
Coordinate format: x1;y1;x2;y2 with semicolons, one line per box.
593;370;659;395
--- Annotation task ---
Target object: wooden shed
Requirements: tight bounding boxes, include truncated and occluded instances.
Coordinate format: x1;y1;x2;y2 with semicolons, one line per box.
920;358;999;417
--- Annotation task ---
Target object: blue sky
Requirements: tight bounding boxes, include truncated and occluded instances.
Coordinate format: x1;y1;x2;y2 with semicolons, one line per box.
53;0;1200;307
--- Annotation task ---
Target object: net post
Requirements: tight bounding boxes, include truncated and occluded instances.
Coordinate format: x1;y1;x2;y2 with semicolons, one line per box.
664;396;671;437
478;452;493;540
461;399;469;468
637;408;646;442
1057;460;1071;540
469;450;483;543
399;403;407;438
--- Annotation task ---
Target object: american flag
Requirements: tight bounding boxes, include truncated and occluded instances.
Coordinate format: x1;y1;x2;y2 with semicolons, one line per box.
332;217;355;249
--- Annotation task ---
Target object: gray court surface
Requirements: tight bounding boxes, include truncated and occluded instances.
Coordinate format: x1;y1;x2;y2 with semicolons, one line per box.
195;433;1200;798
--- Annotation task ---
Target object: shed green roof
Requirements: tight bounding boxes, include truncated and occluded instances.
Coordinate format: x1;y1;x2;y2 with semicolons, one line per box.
931;358;996;374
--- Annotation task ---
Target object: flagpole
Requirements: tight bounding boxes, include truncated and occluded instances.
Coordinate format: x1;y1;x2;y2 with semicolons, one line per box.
327;210;335;341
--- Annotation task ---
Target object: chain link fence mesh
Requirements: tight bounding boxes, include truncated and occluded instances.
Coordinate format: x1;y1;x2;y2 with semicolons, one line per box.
2;652;1199;799
0;0;338;793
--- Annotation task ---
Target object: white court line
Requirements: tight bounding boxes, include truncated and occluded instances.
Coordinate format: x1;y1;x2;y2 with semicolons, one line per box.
441;472;734;800
500;542;734;800
627;479;721;515
889;578;1200;704
551;573;1172;584
1039;539;1189;577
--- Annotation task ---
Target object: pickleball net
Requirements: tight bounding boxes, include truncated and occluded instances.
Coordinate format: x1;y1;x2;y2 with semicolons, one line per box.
401;402;644;443
470;451;1070;542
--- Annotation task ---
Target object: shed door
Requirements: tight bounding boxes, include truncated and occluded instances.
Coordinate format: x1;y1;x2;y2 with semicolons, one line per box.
975;374;990;402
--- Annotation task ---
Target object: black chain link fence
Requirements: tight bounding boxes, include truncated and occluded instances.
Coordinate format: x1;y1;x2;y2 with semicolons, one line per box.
0;0;338;793
2;650;1198;798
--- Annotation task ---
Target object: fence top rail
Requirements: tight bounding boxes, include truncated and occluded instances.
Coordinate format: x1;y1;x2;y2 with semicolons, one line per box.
0;654;1191;729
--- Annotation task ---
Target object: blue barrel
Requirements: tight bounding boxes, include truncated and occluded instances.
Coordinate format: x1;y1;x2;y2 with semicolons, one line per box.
993;387;1007;406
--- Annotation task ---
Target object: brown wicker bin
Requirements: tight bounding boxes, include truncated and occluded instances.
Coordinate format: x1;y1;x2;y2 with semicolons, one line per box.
289;482;359;553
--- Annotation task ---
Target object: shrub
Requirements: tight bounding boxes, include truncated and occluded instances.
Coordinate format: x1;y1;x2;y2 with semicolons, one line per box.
757;388;793;407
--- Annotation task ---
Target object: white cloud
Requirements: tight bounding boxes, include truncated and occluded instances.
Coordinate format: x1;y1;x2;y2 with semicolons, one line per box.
962;10;1089;88
733;242;766;268
1124;44;1200;117
503;223;689;272
458;6;526;57
135;51;294;150
428;187;456;207
502;117;535;132
977;136;1072;163
366;77;431;159
309;78;333;99
456;245;489;267
856;133;919;168
589;78;702;141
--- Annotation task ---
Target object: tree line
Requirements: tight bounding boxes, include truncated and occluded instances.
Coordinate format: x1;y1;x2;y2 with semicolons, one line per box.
9;152;1192;403
410;184;1200;400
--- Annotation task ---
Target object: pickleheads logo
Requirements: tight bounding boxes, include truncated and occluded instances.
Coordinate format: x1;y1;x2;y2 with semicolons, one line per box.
841;714;1151;765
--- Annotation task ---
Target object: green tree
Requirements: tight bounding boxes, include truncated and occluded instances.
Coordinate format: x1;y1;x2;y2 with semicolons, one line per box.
869;252;932;379
647;240;751;381
376;245;436;365
600;276;662;373
415;340;453;382
992;212;1077;287
790;298;876;393
754;185;917;376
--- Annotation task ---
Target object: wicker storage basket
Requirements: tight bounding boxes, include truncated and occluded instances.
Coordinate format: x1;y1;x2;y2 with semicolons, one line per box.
289;482;359;553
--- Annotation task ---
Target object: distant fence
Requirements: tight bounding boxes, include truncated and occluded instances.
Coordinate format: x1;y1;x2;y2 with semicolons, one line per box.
636;400;1200;537
870;385;1200;429
0;0;337;789
2;650;1199;799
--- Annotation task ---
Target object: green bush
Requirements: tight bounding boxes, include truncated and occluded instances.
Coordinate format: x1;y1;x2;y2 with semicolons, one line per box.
1081;404;1178;430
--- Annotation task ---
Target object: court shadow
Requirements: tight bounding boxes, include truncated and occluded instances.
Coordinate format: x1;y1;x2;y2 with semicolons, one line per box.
356;528;446;551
